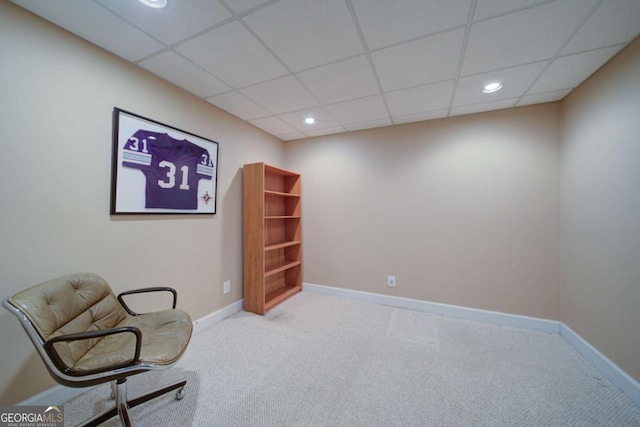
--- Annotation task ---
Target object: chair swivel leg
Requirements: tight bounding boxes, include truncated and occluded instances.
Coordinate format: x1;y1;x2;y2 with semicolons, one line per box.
116;378;132;427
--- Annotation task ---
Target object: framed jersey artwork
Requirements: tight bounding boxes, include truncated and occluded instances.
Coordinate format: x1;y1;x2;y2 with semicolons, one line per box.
111;108;219;214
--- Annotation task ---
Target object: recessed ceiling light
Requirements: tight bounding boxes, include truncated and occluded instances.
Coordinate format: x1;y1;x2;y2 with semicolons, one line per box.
482;82;503;93
303;117;317;125
138;0;168;9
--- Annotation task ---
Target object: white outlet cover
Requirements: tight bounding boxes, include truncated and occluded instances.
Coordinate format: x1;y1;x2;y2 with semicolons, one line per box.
388;276;396;287
223;280;231;294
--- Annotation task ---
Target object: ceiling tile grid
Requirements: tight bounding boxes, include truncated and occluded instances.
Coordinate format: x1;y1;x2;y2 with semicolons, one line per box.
344;118;393;132
350;0;472;50
139;50;231;98
278;108;342;133
205;91;270;120
453;62;549;107
393;110;449;125
325;95;389;126
561;0;640;55
12;0;640;140
12;0;165;61
95;0;233;45
450;98;519;117
460;0;600;76
516;89;572;107
386;80;455;118
372;28;466;92
249;116;298;135
174;21;288;88
473;0;554;21
530;45;624;93
242;0;364;72
296;55;379;105
240;75;319;115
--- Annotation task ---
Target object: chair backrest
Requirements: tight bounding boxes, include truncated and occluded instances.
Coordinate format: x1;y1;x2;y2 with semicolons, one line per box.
7;272;128;370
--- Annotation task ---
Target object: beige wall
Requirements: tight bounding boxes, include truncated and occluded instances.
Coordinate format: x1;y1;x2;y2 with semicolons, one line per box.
0;3;284;404
560;38;640;382
285;104;561;320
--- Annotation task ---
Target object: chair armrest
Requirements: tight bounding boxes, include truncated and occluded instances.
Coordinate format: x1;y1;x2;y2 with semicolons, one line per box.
44;327;142;376
117;287;177;316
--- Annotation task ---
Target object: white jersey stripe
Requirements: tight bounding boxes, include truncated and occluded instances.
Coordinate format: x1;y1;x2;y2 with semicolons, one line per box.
123;158;151;166
123;150;152;165
197;164;215;176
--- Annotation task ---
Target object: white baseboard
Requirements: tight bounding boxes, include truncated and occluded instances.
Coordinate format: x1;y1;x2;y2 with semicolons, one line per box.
302;282;640;407
18;298;244;406
302;282;560;333
560;323;640;406
192;299;244;335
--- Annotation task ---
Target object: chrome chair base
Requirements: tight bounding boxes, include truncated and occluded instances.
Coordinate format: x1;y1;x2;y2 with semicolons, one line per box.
80;378;187;427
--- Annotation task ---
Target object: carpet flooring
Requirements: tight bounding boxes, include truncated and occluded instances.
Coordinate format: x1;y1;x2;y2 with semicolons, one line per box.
64;292;640;426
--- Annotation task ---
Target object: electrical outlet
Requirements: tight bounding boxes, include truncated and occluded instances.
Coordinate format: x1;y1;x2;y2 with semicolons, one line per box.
223;280;231;294
387;275;396;287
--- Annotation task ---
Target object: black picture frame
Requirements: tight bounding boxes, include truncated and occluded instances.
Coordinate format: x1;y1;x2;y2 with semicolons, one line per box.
111;108;219;215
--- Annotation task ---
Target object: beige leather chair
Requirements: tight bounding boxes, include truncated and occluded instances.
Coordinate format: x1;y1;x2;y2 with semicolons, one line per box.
2;272;193;427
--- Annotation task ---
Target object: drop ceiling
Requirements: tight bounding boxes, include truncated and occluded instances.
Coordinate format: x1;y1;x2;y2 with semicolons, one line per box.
12;0;640;141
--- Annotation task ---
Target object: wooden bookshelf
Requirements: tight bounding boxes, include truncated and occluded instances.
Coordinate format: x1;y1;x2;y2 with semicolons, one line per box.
243;163;302;315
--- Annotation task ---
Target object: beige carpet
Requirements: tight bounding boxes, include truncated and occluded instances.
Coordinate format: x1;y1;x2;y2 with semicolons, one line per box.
64;292;640;426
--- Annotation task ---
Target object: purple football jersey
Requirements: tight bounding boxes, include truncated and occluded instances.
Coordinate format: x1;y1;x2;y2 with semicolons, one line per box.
122;130;215;209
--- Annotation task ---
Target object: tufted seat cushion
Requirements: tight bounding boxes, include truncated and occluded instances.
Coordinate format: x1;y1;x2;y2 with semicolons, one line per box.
74;309;193;371
9;272;192;373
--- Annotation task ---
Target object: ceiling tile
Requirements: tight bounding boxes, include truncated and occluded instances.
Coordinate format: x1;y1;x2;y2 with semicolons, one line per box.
562;0;640;55
344;118;393;132
278;108;341;132
95;0;232;46
241;75;318;114
450;98;518;116
453;61;548;107
386;80;454;117
12;0;164;61
242;0;363;71
530;45;623;93
516;89;571;106
372;28;465;92
393;110;448;125
351;0;471;50
139;51;230;97
297;56;379;105
207;91;270;120
249;116;298;135
325;95;389;125
462;0;599;75
474;0;553;21
278;132;307;141
224;0;273;15
175;21;287;88
303;126;348;138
